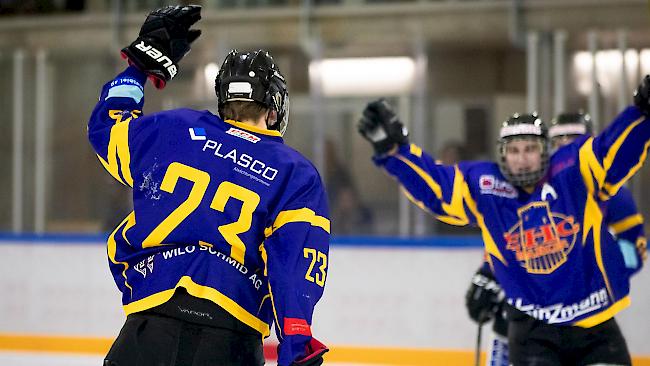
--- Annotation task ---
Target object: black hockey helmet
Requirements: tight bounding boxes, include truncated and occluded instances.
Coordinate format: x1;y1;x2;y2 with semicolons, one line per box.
497;112;549;187
549;112;592;138
215;49;289;135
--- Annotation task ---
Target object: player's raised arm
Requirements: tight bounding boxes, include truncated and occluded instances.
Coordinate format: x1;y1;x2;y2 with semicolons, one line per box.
262;170;330;366
358;99;476;227
87;5;201;187
579;76;650;199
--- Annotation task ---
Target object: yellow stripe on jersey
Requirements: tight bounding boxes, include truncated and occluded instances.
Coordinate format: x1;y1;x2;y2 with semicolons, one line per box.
96;153;124;186
395;155;443;199
464;192;507;266
96;115;135;187
441;166;471;224
603;116;645;171
395;155;471;226
224;119;282;137
121;211;136;246
264;208;330;237
409;143;423;157
609;213;644;235
112;119;133;186
574;295;631;328
267;281;283;340
107;213;134;298
603;137;650;197
400;187;467;226
579;141;615;300
579;137;606;191
122;276;271;337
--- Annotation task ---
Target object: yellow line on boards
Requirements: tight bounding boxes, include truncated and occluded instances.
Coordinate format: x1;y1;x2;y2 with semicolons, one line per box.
0;334;649;366
326;347;487;365
0;334;112;355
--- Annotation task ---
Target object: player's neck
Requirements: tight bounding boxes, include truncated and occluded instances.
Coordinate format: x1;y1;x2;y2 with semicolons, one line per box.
238;113;271;131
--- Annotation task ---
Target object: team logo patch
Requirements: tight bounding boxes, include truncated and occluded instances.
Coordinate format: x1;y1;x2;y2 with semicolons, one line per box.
133;255;155;278
504;202;580;274
479;175;517;198
226;127;261;143
189;127;207;140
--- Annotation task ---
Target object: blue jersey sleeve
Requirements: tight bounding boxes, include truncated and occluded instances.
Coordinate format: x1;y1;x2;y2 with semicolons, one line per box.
261;170;330;366
87;66;147;187
578;106;650;199
605;187;646;274
373;143;477;227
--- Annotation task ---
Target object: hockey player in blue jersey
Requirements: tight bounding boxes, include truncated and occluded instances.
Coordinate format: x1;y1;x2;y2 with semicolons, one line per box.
358;78;650;364
88;5;329;366
464;111;647;366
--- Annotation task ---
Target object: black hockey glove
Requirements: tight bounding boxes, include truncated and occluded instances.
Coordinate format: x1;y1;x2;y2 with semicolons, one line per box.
465;266;504;324
634;75;650;115
121;5;202;89
491;301;508;337
358;98;409;155
290;338;329;366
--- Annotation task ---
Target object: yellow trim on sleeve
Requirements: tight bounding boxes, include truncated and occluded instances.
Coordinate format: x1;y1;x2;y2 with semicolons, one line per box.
574;296;631;328
609;214;644;235
112;119;134;187
441;166;470;224
602;116;645;171
267;281;282;340
122;276;271;337
107;213;134;298
395;155;443;199
579;138;606;190
121;211;136;246
264;208;330;237
224;119;282;137
409;143;423;157
393;156;471;226
578;142;615;299
400;188;467;226
96;153;125;186
603;137;650;197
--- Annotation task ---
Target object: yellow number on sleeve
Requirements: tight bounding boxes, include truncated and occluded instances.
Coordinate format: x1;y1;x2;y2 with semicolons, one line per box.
304;248;317;282
304;248;327;287
315;251;327;286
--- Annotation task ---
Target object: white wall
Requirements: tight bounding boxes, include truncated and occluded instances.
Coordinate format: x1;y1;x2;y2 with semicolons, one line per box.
0;240;648;355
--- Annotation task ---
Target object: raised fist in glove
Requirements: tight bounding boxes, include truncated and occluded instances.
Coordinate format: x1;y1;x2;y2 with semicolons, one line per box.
634;75;650;115
465;266;505;324
358;98;409;155
121;5;202;89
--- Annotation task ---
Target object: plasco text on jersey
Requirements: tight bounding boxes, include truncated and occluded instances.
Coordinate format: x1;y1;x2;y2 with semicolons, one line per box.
202;139;279;181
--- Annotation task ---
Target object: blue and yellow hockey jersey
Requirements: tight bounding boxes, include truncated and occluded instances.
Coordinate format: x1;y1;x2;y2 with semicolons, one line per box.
375;106;648;327
88;66;330;365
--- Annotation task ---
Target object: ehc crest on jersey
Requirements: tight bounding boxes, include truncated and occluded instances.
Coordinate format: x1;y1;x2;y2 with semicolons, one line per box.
504;202;580;274
479;175;517;198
